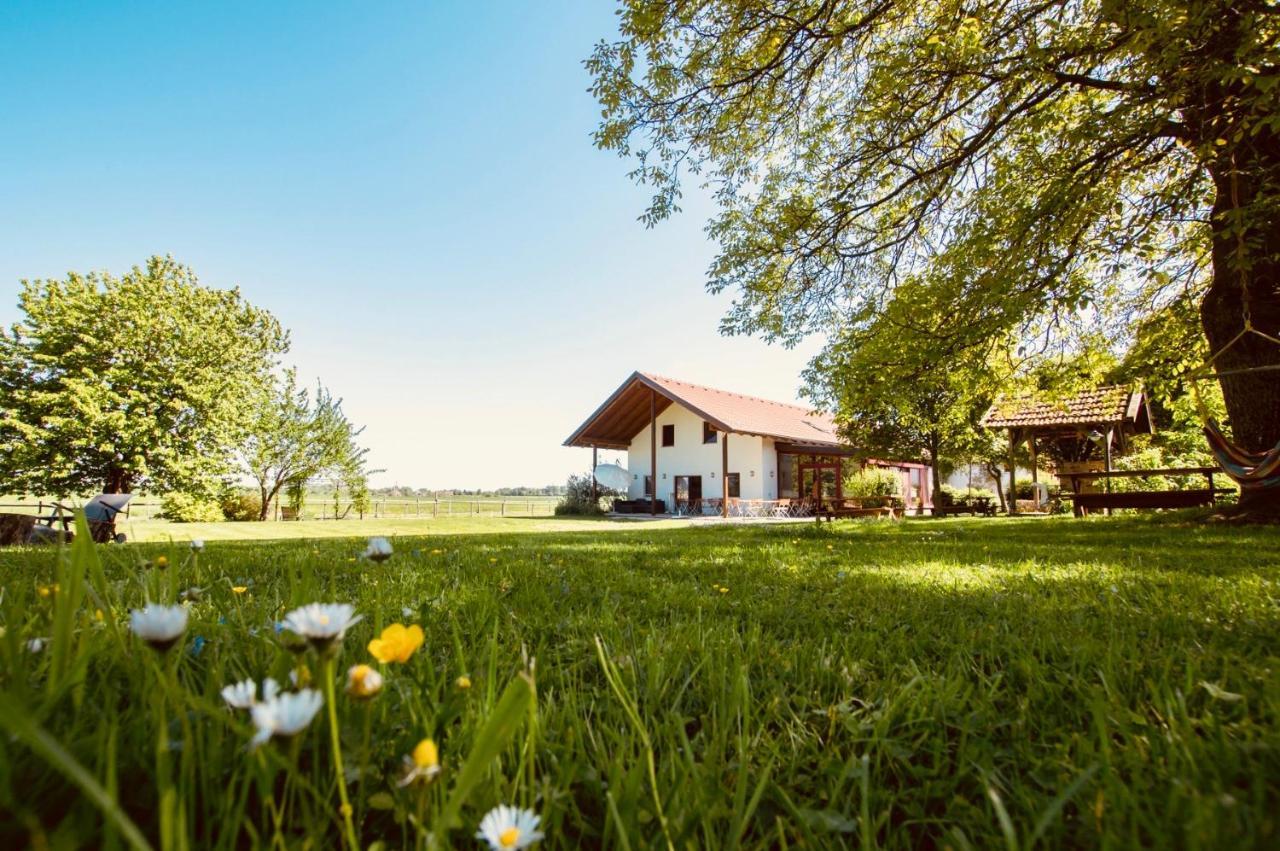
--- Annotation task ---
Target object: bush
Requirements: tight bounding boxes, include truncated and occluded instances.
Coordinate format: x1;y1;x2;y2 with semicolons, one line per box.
939;484;996;506
843;466;902;499
554;473;616;516
160;492;224;523
220;492;262;522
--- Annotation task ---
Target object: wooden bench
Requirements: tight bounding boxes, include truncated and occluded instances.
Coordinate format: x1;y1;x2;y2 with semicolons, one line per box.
817;501;901;523
1059;467;1230;516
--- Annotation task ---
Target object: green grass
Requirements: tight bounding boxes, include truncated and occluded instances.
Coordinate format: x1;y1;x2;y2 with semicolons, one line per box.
0;515;1277;849
115;514;690;543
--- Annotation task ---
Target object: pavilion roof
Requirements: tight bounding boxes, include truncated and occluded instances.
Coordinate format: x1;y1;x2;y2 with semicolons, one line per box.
982;385;1153;433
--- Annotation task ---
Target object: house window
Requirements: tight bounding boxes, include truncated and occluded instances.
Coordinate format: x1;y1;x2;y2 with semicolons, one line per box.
661;424;675;447
727;473;740;498
703;422;717;444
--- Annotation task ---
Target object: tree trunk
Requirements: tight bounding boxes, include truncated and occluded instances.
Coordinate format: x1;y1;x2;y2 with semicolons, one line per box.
1201;147;1280;513
103;465;132;494
258;483;272;521
928;431;944;508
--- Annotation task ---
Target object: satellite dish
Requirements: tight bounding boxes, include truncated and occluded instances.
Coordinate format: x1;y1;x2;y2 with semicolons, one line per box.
84;493;133;523
593;463;631;491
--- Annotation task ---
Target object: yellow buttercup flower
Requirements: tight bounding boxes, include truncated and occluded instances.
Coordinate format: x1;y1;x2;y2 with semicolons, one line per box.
345;664;384;699
155;555;169;569
456;675;472;690
367;623;425;664
398;737;441;786
232;586;248;595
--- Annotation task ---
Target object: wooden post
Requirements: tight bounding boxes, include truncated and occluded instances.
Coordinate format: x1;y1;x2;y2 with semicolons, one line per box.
1008;428;1019;516
650;389;658;516
722;431;730;518
1104;426;1114;517
591;446;599;505
1029;435;1040;511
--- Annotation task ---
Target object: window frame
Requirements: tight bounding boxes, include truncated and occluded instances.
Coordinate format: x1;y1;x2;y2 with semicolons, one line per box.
661;424;675;447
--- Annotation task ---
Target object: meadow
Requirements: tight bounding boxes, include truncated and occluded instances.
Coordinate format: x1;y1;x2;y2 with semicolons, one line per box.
0;515;1277;849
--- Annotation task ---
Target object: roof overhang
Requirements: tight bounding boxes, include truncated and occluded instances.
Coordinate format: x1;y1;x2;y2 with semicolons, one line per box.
563;372;735;449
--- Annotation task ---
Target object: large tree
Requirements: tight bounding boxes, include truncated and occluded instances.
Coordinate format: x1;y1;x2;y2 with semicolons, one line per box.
589;0;1280;509
239;370;370;521
0;256;287;496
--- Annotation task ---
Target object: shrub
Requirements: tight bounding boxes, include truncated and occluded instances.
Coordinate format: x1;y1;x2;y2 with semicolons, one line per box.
220;492;262;522
843;466;902;499
555;473;616;516
939;483;996;506
160;492;224;523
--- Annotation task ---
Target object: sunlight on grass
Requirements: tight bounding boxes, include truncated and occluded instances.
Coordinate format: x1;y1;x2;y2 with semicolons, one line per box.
0;517;1276;848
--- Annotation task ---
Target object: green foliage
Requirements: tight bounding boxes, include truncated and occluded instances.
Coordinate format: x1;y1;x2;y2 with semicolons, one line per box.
0;256;287;497
938;483;996;506
841;467;902;499
554;473;614;515
239;369;370;521
0;520;1277;847
218;491;262;522
804;286;1008;499
159;492;225;523
589;0;1280;459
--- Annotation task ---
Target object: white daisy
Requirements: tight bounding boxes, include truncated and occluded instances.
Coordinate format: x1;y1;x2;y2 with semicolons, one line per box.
476;805;543;850
281;603;362;652
221;679;257;709
249;689;323;749
26;638;46;654
221;677;281;710
363;536;393;562
130;604;188;651
190;539;205;551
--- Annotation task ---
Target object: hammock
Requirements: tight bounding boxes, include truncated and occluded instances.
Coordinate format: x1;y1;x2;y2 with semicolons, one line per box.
1202;421;1280;491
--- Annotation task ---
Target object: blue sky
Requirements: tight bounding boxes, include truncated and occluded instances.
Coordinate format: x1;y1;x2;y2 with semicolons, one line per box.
0;1;821;489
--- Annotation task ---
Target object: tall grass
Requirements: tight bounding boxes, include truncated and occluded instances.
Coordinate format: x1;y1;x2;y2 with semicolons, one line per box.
0;516;1276;848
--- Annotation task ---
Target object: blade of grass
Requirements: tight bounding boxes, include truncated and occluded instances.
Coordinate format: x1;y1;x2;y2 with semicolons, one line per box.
0;691;154;851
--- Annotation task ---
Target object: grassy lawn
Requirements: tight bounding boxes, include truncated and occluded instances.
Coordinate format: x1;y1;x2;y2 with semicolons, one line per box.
114;514;691;543
1;516;1276;848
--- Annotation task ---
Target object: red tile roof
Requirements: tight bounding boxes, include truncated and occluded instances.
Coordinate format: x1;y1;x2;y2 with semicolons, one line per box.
563;371;840;449
641;373;839;445
982;385;1148;429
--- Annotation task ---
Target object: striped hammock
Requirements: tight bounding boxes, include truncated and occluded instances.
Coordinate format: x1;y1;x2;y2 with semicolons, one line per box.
1202;422;1280;491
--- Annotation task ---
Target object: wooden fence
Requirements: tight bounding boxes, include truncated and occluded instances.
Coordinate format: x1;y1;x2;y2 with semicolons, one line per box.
1;497;559;522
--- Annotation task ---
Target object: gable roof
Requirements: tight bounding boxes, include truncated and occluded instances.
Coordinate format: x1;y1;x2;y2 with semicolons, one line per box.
982;385;1153;432
563;371;841;450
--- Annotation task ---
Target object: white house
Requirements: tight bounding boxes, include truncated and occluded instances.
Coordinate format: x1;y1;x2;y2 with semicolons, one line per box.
564;372;933;515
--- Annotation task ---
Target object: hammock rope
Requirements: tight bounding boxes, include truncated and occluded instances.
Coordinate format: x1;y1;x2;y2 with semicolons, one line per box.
1188;151;1280;491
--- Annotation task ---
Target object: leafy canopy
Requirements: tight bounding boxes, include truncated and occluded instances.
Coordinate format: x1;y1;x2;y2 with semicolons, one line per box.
588;0;1278;406
0;256;288;496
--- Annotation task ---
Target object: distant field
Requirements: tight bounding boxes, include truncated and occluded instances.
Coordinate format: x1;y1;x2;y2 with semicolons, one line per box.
1;494;563;524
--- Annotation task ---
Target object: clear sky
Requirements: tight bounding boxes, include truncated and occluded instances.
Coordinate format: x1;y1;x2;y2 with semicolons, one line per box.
0;1;822;490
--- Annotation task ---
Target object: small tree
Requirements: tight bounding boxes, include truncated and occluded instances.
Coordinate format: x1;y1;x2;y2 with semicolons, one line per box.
239;370;369;521
804;292;1005;506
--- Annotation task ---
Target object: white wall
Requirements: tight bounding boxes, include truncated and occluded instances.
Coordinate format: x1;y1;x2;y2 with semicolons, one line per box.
946;463;1034;493
625;403;771;503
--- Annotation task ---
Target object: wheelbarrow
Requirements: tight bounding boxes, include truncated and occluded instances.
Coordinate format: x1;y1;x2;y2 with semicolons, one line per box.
0;494;132;546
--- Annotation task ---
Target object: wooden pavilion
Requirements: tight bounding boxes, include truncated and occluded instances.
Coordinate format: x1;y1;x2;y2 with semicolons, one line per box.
981;385;1154;514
